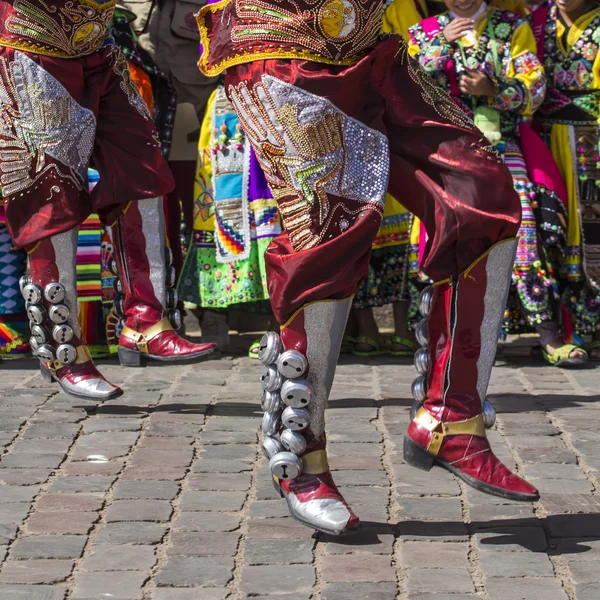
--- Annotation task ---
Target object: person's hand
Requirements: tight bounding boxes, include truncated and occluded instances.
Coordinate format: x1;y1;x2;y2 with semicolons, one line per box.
442;18;474;43
458;69;498;96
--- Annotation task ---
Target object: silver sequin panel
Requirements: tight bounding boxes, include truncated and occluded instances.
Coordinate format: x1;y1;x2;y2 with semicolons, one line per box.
0;51;96;196
476;239;518;405
138;196;167;309
51;228;82;338
231;75;389;210
304;298;352;437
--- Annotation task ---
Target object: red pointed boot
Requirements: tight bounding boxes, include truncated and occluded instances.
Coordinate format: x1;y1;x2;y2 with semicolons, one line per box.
404;239;539;502
259;298;360;536
25;231;122;401
112;198;216;367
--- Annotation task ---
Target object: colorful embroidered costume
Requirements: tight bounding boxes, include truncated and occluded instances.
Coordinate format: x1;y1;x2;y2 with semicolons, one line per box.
0;0;215;398
409;6;560;335
179;86;282;313
533;2;600;335
198;0;539;536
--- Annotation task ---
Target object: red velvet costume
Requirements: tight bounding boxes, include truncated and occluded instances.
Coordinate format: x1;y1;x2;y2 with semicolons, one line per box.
198;0;540;535
1;1;215;399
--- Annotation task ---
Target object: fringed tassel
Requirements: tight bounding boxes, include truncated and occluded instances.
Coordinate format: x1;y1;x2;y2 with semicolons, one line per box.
0;315;29;357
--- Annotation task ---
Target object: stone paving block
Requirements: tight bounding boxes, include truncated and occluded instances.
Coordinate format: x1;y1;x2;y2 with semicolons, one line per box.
475;527;547;552
71;571;147;600
178;491;246;512
22;423;81;438
479;549;555;577
0;486;40;503
0;584;67;599
393;464;461;496
468;503;537;523
82;545;156;572
397;497;463;521
35;493;104;513
0;503;32;524
155;556;234;587
399;521;469;542
199;445;256;461
248;500;291;519
187;473;252;491
0;468;52;485
121;466;188;481
398;542;469;569
152;590;228;600
247;518;316;540
240;565;315;595
0;522;19;544
321;582;398;600
575;582;600;600
11;439;73;454
26;511;98;535
485;577;568;600
138;437;195;451
62;460;125;476
191;459;253;473
322;526;395;555
1;452;67;469
82;418;143;433
199;431;257;444
92;522;167;545
244;539;314;565
106;500;172;522
548;514;600;538
145;423;203;437
321;555;395;583
568;560;600;584
0;560;74;584
112;481;180;500
48;476;116;494
172;512;241;532
167;531;240;556
407;568;474;595
11;535;87;560
129;450;194;468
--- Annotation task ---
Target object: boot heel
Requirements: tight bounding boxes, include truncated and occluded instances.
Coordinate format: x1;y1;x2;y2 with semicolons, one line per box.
403;436;435;472
118;347;147;367
39;364;54;383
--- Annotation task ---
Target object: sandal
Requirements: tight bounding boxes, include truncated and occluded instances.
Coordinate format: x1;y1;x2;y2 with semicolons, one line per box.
352;336;391;357
248;339;261;359
542;344;588;368
385;335;418;357
586;340;600;362
341;333;357;354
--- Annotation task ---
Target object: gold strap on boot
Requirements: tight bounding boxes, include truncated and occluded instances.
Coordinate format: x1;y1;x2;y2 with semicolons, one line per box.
301;450;330;475
120;317;174;354
413;407;487;456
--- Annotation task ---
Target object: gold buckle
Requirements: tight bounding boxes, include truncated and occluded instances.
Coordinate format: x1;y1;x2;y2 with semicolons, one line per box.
120;317;174;354
414;407;486;456
301;449;330;475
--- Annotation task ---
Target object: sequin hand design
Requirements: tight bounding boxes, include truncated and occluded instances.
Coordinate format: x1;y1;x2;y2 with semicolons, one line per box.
0;51;95;196
228;75;389;252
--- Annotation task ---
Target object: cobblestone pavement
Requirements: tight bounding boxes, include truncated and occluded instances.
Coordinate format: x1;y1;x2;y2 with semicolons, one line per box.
0;350;599;600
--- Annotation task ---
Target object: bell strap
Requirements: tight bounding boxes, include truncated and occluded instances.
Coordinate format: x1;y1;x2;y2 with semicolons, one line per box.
301;450;330;475
48;345;92;372
120;317;174;354
413;407;487;456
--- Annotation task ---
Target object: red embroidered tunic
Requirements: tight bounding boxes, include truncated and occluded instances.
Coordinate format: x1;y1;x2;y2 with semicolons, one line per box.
197;0;386;76
0;0;117;58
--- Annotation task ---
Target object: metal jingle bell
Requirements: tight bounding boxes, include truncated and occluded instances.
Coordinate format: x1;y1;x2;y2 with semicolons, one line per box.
52;324;74;344
260;365;282;392
113;278;124;295
269;451;303;481
482;399;496;429
261;390;281;413
261;411;281;437
166;266;177;288
410;400;423;421
27;304;46;325
36;344;55;363
281;406;310;432
168;309;182;331
56;343;77;365
257;331;282;366
19;275;31;294
44;282;66;304
414;347;430;375
29;336;40;352
109;258;119;276
49;304;70;324
280;378;312;408
280;429;307;455
165;246;174;267
166;288;178;309
415;318;428;346
113;296;125;317
411;375;427;403
277;350;307;379
30;324;49;344
261;436;283;460
419;285;433;318
22;283;43;305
